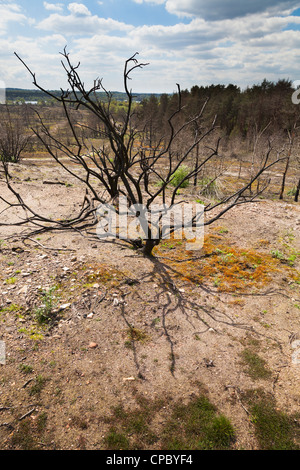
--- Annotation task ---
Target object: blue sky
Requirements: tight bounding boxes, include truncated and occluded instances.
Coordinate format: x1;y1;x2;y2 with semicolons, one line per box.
1;0;300;93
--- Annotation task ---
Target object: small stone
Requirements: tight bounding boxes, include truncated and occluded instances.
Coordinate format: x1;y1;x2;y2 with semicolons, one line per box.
18;286;28;295
88;342;98;349
87;312;94;319
203;358;215;368
59;303;71;310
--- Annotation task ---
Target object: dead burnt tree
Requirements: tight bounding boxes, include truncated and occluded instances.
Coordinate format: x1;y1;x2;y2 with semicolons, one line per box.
279;123;299;200
295;177;300;202
0;50;287;256
0;104;31;164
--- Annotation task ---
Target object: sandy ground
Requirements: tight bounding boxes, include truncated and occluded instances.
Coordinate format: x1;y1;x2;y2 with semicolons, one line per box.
0;161;299;450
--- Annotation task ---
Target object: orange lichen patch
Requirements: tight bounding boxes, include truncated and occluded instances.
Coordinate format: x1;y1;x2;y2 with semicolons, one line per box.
229;298;246;306
154;234;298;293
257;239;271;247
83;263;126;286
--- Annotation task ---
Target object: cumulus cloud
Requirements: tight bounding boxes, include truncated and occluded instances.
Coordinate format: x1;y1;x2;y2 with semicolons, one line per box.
165;0;300;20
129;13;300;49
3;0;300;92
133;0;165;4
0;3;28;34
43;2;64;12
37;3;133;35
67;2;91;17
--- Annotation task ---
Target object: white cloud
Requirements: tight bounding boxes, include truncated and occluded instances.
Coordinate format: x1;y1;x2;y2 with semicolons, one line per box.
63;10;300;92
43;2;64;12
165;0;300;20
129;13;300;50
67;2;91;17
37;6;133;35
2;0;300;93
133;0;165;4
0;3;28;35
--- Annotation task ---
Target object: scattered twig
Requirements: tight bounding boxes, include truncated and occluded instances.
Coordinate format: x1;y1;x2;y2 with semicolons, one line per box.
42;180;67;185
225;385;250;415
24;238;76;252
19;407;36;421
22;378;34;389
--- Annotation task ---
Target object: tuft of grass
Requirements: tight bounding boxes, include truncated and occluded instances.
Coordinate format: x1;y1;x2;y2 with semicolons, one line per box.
5;277;17;285
126;326;150;344
19;363;33;374
0;303;23;314
161;395;236;450
240;349;272;380
244;390;300;450
157;166;191;189
69;415;88;430
103;393;236;450
287;186;297;197
270;249;285;260
170;165;190;188
34;287;58;325
104;429;130;450
103;398;162;450
28;375;47;396
198;176;223;199
10;420;39;450
9;412;49;450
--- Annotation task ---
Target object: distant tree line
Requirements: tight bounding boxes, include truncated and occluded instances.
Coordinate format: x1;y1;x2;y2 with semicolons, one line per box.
7;79;300;142
5;88;160;105
137;79;300;144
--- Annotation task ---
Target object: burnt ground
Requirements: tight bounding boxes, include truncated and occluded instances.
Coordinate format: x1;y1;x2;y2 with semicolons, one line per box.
0;161;299;450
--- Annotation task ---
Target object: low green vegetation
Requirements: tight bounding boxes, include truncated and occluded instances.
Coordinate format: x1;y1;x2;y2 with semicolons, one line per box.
240;348;272;380
34;287;59;325
19;363;33;374
244;390;300;450
125;326;151;349
28;375;47;396
161;395;235;450
5;277;17;285
170;165;190;188
103;393;236;450
155;165;191;189
198;176;222;199
9;411;49;450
